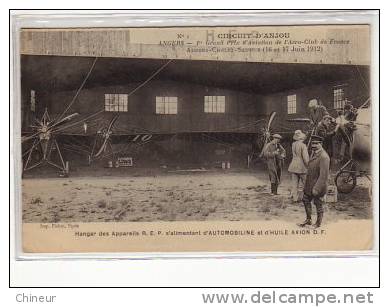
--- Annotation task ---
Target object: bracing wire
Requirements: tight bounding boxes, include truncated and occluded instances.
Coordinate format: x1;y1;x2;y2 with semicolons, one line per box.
56;57;99;123
355;65;369;92
127;59;174;98
58;59;174;135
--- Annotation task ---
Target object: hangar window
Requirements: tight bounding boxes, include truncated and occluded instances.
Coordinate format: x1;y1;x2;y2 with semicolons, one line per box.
204;96;225;113
287;94;297;114
30;90;36;112
333;87;345;109
155;96;178;114
105;94;128;112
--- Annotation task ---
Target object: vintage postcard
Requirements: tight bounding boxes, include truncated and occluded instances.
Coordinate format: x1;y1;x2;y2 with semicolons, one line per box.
17;24;375;253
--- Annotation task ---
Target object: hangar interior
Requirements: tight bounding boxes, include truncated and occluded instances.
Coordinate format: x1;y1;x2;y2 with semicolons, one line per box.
20;55;370;170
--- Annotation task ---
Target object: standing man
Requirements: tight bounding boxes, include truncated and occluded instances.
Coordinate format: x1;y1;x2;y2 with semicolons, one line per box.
344;103;358;121
334;107;356;163
288;130;309;202
262;134;286;195
298;135;330;228
316;114;336;156
334;109;347;163
316;115;336;138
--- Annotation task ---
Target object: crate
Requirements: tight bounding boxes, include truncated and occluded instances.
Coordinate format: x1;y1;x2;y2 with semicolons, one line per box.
221;161;231;169
117;157;133;167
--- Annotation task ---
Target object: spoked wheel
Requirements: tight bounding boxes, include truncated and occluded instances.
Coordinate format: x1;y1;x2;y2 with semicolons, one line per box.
335;170;357;194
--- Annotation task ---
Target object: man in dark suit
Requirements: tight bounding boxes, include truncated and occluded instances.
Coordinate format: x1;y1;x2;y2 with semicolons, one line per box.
316;114;336;157
298;135;330;228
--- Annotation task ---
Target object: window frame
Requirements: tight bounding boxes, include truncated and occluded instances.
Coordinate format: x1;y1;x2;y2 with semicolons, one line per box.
204;95;226;114
333;87;346;109
155;96;178;115
104;93;128;112
287;94;297;115
30;89;36;112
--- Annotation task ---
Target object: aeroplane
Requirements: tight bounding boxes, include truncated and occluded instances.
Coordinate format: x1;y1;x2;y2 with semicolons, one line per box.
334;101;372;194
21;58;179;174
21;105;277;175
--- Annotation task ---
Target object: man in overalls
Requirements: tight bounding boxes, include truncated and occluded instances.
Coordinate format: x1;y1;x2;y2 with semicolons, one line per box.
262;134;286;195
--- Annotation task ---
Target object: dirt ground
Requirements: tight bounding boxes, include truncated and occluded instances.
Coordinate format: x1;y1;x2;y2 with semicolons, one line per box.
21;169;373;225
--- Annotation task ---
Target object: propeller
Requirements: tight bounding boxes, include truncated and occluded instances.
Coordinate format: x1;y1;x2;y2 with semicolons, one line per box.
259;111;277;156
92;114;119;158
22;108;74;172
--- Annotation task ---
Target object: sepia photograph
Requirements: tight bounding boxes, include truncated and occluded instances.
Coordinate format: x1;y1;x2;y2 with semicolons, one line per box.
17;25;374;253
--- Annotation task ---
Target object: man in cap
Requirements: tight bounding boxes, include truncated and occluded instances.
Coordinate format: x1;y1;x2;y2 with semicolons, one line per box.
316;115;335;138
299;135;330;228
316;114;336;156
262;134;286;195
